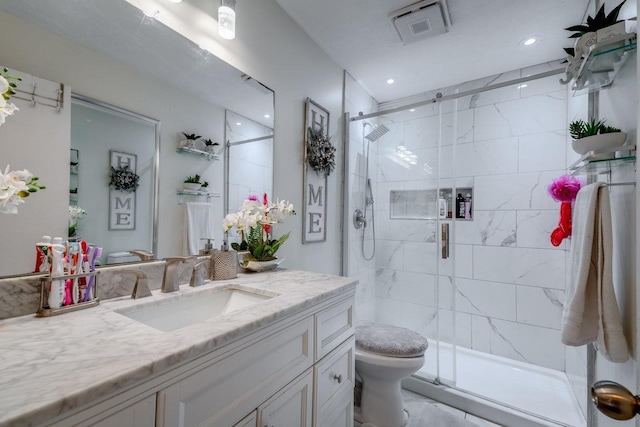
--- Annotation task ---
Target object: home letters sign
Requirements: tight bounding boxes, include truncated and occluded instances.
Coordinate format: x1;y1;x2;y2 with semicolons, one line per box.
109;150;136;230
303;98;328;243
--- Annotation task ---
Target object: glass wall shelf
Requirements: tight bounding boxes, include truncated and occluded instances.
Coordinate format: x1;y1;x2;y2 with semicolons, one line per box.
569;145;636;176
177;190;221;203
572;33;637;94
176;146;220;161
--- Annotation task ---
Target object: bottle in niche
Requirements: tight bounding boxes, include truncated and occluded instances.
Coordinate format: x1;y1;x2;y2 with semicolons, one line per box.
464;193;472;219
438;192;447;219
456;193;465;219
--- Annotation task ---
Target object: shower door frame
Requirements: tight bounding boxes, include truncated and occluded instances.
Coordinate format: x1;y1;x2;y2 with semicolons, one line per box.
344;66;590;426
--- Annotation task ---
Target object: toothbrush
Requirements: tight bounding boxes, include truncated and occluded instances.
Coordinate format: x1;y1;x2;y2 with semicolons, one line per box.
85;246;101;301
71;252;79;304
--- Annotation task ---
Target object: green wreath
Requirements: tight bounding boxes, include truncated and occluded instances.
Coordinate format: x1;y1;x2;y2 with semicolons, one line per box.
306;127;336;178
109;165;140;192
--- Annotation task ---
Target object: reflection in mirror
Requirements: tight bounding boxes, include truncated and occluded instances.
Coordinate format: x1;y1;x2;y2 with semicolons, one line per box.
225;110;274;246
0;0;274;278
70;96;159;265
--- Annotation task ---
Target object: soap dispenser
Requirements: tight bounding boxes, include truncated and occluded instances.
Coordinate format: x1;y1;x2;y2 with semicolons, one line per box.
200;238;215;255
210;240;238;280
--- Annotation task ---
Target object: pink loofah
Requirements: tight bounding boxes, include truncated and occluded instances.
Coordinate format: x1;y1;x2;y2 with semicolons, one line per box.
548;175;583;202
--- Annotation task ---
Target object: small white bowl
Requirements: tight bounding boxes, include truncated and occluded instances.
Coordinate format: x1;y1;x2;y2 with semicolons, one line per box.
571;132;628;155
183;182;201;191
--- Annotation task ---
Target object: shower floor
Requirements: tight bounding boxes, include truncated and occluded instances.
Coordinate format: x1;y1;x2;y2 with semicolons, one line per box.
417;342;586;427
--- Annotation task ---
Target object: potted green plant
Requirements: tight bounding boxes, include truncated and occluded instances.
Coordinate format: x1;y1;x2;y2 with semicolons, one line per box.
201;181;209;189
202;138;220;154
183;174;202;191
180;132;202;149
565;0;627;59
569;119;627;154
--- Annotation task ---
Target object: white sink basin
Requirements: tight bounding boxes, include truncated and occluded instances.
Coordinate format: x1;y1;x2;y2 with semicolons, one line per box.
115;288;274;332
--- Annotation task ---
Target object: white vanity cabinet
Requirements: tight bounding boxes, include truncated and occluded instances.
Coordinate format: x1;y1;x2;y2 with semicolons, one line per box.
157;295;355;427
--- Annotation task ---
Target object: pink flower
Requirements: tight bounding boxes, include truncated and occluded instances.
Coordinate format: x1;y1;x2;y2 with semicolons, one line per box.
548;175;583;202
247;194;258;201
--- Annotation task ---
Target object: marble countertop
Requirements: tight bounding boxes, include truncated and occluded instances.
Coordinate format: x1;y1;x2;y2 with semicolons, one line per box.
0;270;357;427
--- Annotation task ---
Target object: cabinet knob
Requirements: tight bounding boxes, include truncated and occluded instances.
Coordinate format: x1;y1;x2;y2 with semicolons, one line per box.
333;374;342;384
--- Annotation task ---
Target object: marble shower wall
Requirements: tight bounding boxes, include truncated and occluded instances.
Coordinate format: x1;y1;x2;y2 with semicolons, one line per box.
373;62;570;371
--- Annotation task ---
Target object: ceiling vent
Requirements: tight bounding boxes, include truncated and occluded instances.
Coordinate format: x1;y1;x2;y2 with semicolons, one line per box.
389;0;451;45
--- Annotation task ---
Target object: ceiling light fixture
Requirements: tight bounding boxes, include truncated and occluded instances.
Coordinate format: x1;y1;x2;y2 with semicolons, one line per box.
409;108;416;112
264;114;271;118
236;122;242;126
218;0;237;40
167;0;183;3
520;36;540;47
386;78;395;84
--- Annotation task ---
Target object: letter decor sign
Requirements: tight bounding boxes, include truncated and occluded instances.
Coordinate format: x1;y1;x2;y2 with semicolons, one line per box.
109;150;136;230
303;98;328;243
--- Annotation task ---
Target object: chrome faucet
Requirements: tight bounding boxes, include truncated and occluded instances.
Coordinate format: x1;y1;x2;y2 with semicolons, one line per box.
162;257;197;293
189;260;209;288
119;270;152;299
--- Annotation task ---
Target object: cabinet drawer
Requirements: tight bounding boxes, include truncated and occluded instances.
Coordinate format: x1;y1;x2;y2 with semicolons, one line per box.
157;317;314;427
316;388;354;427
233;410;257;427
258;371;313;427
314;337;354;424
315;298;354;360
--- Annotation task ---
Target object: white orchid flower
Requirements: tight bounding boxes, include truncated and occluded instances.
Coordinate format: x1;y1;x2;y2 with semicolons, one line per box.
0;76;8;94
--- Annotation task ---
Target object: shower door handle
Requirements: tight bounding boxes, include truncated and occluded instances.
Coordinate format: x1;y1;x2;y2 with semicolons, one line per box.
592;381;640;420
441;223;449;259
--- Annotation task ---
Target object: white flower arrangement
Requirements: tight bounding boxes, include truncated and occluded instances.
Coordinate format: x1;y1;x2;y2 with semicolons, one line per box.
224;194;296;261
69;205;87;219
0;68;22;127
0;166;45;214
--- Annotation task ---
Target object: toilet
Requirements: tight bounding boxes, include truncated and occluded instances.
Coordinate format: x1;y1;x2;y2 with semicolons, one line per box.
355;322;428;427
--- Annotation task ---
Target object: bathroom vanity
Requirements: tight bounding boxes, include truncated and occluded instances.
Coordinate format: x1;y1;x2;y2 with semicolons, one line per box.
0;270;356;427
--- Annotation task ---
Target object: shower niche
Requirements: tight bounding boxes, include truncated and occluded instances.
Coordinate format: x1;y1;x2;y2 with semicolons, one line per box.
389;187;473;220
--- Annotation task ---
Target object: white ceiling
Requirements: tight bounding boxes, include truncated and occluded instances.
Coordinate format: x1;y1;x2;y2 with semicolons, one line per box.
274;0;593;103
0;0;275;128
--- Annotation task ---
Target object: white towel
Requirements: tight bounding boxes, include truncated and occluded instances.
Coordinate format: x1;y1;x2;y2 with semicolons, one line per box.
183;202;215;256
561;183;628;362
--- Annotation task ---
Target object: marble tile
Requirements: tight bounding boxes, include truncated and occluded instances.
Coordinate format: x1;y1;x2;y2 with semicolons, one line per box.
441;109;474;145
474;170;565;211
518;73;565;100
463;69;522;109
473;246;566;290
435;309;472;348
456;278;517;321
399;301;438;340
375;269;436;305
403;241;438;274
566;346;588;420
516;286;564;330
378;218;437;243
353;269;377;323
374;296;405;326
474;91;567;142
471;316;565;370
403;115;440;150
439;137;518;178
375;239;404;270
455;211;516;247
440;244;473;278
518;131;567;173
516;210;566;250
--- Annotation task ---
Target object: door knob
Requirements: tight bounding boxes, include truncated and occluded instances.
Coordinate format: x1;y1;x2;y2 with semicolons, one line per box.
592;381;640;420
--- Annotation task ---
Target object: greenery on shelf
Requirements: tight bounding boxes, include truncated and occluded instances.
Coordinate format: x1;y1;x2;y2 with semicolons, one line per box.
565;0;626;38
184;174;201;184
569;119;621;139
182;132;201;140
203;138;220;147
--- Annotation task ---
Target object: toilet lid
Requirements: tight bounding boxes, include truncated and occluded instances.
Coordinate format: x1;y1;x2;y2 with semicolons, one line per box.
356;322;428;358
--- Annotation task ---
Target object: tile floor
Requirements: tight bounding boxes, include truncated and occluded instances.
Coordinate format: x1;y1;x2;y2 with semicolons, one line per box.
355;389;503;427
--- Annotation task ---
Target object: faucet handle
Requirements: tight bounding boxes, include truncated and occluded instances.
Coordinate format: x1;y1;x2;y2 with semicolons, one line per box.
129;249;154;261
119;270;152;299
190;260;209;287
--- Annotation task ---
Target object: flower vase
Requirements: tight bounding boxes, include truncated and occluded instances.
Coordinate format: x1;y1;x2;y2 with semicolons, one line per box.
68;218;77;238
205;145;216;154
242;257;284;272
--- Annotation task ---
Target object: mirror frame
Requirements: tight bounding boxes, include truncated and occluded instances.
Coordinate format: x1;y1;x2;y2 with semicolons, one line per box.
71;93;161;261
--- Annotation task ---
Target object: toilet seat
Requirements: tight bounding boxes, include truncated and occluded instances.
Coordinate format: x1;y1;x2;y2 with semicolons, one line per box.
356;322;428;358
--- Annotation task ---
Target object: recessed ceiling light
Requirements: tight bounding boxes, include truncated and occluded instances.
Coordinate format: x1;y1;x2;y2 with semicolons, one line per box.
409;108;416;112
167;0;182;3
386;78;395;84
520;36;539;47
517;84;528;89
236;122;242;126
264;114;271;118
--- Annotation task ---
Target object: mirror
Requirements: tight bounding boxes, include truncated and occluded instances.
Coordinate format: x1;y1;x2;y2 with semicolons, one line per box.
0;0;274;277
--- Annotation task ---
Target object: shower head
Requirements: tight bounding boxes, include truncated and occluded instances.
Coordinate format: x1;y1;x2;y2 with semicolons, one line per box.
364;124;390;142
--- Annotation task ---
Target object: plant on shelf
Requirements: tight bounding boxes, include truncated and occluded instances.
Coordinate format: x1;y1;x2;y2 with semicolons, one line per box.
201;181;209;189
68;205;87;238
569;119;621;139
180;132;202;149
565;0;626;38
224;194;295;262
569;119;627;155
203;138;220;154
183;174;202;191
